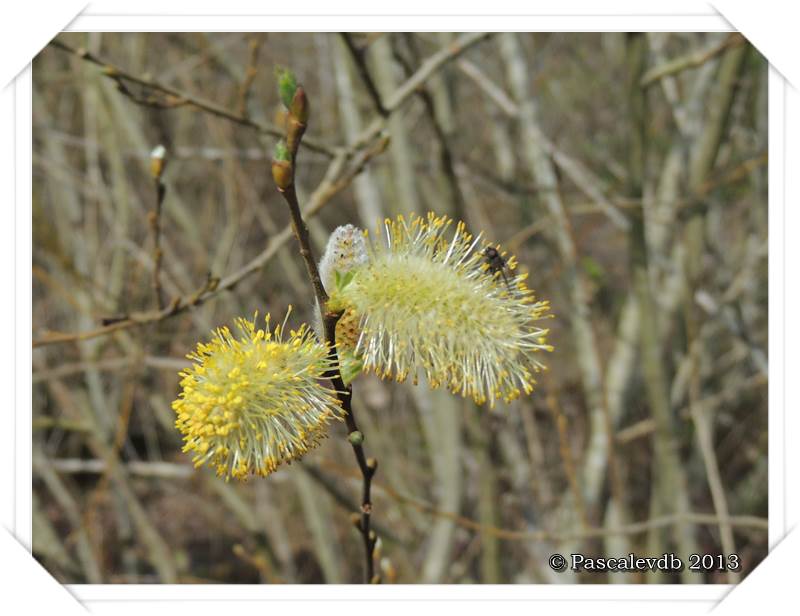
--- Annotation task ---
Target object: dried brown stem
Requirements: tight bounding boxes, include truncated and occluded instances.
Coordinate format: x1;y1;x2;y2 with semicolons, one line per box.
545;387;588;529
148;178;166;309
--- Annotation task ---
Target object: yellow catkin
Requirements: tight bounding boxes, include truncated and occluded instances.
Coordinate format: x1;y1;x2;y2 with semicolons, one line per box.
329;212;554;407
172;312;343;480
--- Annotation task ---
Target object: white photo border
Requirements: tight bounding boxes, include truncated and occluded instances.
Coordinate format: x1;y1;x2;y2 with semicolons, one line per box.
8;3;792;613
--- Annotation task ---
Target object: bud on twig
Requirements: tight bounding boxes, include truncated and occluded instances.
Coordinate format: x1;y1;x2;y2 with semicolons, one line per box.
274;67;308;156
289;86;309;125
271;140;293;190
272;160;292;191
347;430;364;446
275;66;297;109
150;144;167;180
285;116;307;157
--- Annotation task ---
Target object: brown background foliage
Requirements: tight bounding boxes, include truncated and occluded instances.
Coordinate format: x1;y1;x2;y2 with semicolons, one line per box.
32;32;767;583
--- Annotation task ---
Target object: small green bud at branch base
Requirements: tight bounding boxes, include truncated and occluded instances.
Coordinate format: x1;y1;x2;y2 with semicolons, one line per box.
348;430;364;446
274;140;291;162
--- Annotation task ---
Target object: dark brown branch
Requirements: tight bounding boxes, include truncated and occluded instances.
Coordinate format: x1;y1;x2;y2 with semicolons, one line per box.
321;314;378;583
340;33;389;117
273;86;379;584
282;184;329;299
393;34;466;218
346;32;492;155
148;178;167;310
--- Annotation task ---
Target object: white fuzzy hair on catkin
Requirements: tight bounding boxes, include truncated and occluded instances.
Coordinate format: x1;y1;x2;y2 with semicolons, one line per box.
312;224;369;338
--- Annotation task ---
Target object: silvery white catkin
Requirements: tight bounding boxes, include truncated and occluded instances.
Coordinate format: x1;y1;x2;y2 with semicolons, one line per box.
313;224;370;337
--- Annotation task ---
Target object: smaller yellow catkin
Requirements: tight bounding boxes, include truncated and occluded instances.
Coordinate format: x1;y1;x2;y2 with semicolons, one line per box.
172;311;343;481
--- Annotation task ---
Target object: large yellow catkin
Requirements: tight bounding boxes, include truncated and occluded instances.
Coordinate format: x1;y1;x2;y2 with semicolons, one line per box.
330;212;554;407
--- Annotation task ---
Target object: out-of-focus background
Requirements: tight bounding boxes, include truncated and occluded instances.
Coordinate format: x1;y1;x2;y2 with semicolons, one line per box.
32;32;768;584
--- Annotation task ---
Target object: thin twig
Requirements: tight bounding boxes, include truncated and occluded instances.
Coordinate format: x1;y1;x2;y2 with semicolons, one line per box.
312;458;769;541
47;456;770;542
545;386;588;529
237;35;264;118
457;58;519;117
34;33;484;349
684;329;740;583
31;138;389;348
387;491;769;542
348;32;492;154
148;175;167;309
279;182;329;306
301;464;402;545
393;34;466;218
48;38;335;157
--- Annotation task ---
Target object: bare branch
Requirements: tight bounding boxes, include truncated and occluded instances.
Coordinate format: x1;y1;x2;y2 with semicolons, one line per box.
48;38;336;157
641;33;746;87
